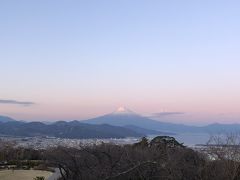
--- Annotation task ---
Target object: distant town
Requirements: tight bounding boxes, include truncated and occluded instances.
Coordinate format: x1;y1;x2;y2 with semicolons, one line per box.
0;135;140;150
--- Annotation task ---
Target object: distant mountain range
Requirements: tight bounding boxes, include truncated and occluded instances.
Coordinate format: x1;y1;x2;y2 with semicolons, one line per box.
83;107;198;133
1;107;240;139
0;121;143;139
83;107;240;134
0;112;172;138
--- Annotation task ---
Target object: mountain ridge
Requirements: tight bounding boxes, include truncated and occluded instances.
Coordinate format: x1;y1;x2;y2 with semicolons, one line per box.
83;107;240;134
1;107;240;137
0;115;16;123
0;121;144;139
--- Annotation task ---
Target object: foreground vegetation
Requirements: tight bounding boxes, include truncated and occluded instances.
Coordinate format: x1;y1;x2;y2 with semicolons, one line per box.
1;135;240;180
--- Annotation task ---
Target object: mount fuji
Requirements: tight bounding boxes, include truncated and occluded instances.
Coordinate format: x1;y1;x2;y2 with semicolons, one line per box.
83;106;150;127
83;107;197;133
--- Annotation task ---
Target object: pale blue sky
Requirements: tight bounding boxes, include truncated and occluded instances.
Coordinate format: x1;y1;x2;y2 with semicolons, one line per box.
0;0;240;124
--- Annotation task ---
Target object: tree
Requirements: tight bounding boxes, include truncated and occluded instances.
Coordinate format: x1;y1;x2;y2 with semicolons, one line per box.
45;136;206;180
201;133;240;180
34;177;45;180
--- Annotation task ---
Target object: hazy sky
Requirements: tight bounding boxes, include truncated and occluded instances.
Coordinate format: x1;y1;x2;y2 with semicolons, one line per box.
1;0;240;125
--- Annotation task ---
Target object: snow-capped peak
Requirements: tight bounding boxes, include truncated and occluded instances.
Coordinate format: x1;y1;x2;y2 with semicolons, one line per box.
113;106;134;115
117;106;127;112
